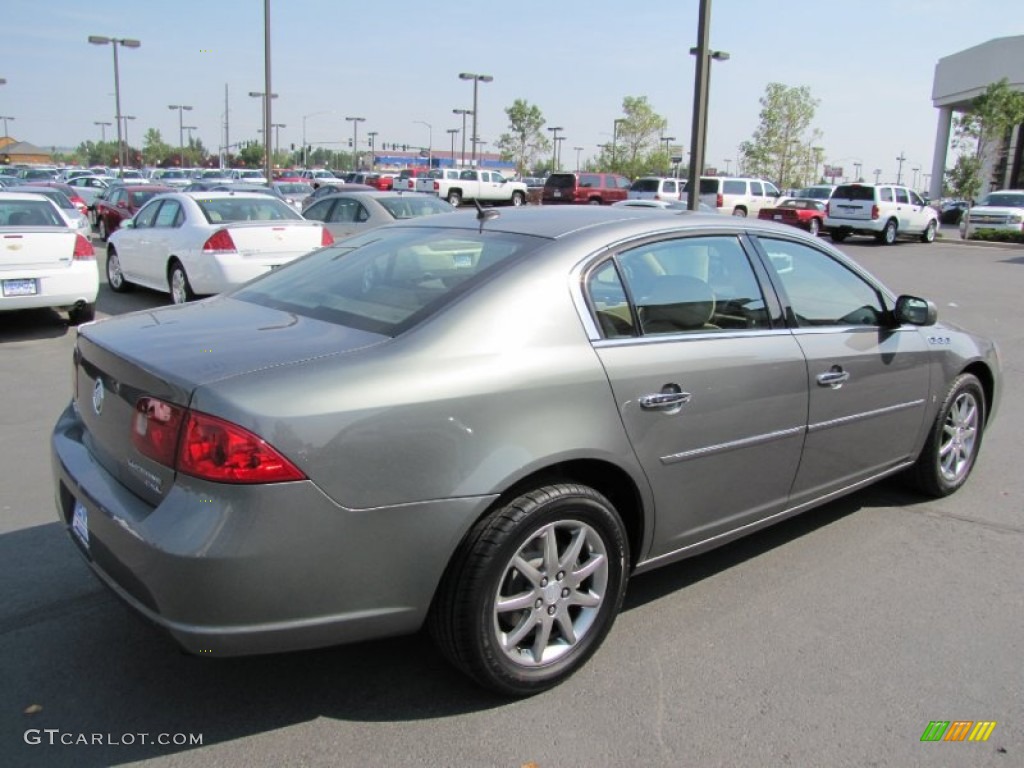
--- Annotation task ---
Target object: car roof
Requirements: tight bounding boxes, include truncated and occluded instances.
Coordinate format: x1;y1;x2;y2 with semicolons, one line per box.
0;190;55;203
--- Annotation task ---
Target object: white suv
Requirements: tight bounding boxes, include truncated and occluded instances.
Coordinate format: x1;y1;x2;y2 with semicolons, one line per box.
692;176;781;217
627;177;682;201
825;183;938;245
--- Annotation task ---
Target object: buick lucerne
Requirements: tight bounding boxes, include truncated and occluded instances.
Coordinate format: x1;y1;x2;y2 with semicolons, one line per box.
52;207;1000;696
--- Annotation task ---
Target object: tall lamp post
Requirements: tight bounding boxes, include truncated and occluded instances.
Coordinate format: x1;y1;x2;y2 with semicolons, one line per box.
88;35;141;171
168;104;193;168
548;126;563;172
0;115;14;137
414;120;433;168
182;125;197;148
346;116;365;171
555;136;566;171
248;91;278;168
446;128;459;166
94;120;111;142
366;131;378;170
895;151;907;185
453;108;472;166
611;118;625;171
458;72;493;165
685;0;729;211
573;146;583;172
119;115;135;166
271;123;286;164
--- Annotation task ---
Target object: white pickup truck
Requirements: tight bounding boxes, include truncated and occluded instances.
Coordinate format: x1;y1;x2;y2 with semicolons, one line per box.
416;168;527;207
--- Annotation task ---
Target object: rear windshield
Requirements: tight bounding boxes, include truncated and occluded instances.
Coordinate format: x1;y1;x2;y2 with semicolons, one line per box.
235;227;546;336
630;178;660;192
832;185;874;201
0;199;65;226
545;173;577;190
196;197;303;223
698;178;719;194
276;183;313;194
980;192;1024;208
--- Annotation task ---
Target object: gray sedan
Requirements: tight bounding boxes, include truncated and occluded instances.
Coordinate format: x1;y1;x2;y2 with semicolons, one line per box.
52;208;1000;696
302;189;453;238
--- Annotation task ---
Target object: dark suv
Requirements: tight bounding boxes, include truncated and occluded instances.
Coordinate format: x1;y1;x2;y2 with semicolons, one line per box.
542;172;630;205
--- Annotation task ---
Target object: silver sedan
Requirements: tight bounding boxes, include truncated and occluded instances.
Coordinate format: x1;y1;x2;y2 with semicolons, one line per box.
52;207;1000;696
302;189;454;238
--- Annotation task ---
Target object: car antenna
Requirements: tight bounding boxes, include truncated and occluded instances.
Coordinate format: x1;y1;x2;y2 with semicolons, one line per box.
473;199;500;232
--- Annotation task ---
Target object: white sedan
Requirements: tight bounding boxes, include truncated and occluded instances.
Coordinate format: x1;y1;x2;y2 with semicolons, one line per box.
105;191;334;304
0;191;98;324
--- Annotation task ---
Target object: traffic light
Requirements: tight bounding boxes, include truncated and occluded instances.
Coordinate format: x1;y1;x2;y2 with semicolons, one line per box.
348;138;353;147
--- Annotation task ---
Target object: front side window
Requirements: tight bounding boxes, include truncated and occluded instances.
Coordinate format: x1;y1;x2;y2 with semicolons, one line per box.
133;200;161;229
750;181;764;196
758;237;886;327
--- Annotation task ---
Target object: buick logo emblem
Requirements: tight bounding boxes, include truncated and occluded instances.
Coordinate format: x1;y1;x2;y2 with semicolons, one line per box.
92;378;105;416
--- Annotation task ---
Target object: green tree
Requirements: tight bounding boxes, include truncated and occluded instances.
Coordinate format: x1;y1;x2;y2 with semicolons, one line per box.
75;140;119;166
497;99;550;177
739;83;822;188
949;78;1024;198
142;128;173;166
608;96;667;178
236;142;266;168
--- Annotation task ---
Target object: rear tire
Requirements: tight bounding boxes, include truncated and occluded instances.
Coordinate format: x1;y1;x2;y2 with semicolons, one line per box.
97;218;108;242
168;261;195;305
447;190;462;207
830;230;848;243
909;374;985;497
877;219;898;245
429;483;629;697
68;302;95;325
732;207;747;217
808;218;821;236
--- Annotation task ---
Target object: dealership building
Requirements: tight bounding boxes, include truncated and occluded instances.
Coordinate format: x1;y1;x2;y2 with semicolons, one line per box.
930;35;1024;200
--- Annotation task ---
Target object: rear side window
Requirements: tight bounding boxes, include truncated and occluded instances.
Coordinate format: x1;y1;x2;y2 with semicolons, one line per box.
630;179;660;192
833;185;875;201
579;174;601;188
879;188;894;203
723;180;746;195
699;178;719;194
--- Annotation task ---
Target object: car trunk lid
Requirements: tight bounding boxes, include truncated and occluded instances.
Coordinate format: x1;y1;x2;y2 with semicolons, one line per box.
1;228;77;270
73;297;387;506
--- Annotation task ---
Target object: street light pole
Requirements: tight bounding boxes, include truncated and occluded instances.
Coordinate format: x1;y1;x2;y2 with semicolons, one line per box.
119;116;135;165
612;118;625;171
458;72;493;165
346;116;365;171
301;111;334;168
168;104;193;167
446;128;459;166
94;120;111;143
88;35;141;170
414;120;432;168
895;151;907;185
548;126;563;172
248;91;278;167
874;168;882;184
0;115;14;137
366;131;378;170
573;146;583;172
453;108;472;166
686;0;729;210
271;123;286;164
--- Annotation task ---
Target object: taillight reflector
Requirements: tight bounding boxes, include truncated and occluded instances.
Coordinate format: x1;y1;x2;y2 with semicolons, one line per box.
203;229;237;253
73;234;95;260
871;204;880;220
716;193;723;208
321;227;334;246
433;181;440;191
132;397;186;467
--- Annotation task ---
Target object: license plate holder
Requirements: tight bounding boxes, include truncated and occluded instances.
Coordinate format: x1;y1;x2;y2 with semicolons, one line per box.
2;278;38;297
72;500;89;548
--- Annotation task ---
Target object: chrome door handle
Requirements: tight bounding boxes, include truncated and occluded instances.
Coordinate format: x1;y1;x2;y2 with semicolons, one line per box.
816;368;850;388
640;392;692;410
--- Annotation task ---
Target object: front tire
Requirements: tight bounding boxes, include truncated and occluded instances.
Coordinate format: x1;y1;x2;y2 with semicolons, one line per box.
429;483;629;697
510;191;525;207
168;261;195;305
106;248;132;293
909;373;985;497
920;220;937;243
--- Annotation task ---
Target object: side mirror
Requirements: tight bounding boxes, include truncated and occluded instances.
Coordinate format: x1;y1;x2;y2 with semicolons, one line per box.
894;295;936;326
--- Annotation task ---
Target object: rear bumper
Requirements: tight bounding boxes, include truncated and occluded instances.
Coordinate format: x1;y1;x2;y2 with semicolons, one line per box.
51;402;494;656
824;216;884;234
0;263;98;312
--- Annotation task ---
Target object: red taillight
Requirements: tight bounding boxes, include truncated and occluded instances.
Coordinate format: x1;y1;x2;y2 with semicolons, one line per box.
132;397;187;467
73;234;95;260
871;204;879;220
130;397;305;484
70;196;88;214
433;181;440;191
716;193;723;208
321;227;334;246
202;229;237;253
178;410;305;483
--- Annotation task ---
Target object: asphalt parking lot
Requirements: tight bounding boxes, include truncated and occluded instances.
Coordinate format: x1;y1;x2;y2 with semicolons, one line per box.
1;230;1021;767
